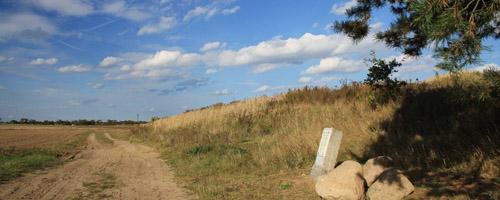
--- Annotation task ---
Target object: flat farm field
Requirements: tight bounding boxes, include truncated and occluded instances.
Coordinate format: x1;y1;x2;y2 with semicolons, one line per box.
0;125;132;149
0;125;91;149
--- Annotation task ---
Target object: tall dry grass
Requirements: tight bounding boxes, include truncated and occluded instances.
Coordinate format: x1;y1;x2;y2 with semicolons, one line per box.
132;70;499;199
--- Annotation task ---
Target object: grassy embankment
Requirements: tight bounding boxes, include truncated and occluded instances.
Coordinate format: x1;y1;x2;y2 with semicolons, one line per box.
0;131;90;183
131;71;499;199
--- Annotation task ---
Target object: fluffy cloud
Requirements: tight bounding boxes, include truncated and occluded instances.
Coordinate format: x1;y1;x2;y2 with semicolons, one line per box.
331;0;357;15
183;6;218;22
214;89;233;95
30;0;93;16
298;76;312;83
99;56;122;67
298;76;340;85
57;64;91;73
30;57;58;65
151;78;210;95
0;13;57;42
205;68;218;74
102;32;383;80
387;54;437;73
253;63;281;73
0;56;14;63
304;57;365;74
102;0;150;21
222;6;240;15
254;85;288;93
200;42;222;52
90;83;104;89
133;50;200;69
68;98;98;106
137;17;176;35
214;33;381;67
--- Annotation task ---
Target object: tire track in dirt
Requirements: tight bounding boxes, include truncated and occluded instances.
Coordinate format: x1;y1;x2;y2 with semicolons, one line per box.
0;132;195;200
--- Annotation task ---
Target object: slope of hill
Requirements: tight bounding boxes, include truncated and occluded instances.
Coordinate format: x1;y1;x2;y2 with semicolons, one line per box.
132;71;499;199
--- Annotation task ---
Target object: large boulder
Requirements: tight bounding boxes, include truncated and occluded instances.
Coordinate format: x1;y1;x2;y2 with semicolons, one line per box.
315;160;365;200
366;169;414;200
362;156;393;186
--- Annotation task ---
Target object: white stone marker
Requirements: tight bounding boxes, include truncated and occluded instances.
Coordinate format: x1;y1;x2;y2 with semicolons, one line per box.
310;128;343;180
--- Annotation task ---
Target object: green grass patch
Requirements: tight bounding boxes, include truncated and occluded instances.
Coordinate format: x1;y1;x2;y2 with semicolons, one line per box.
0;131;91;183
71;170;118;200
0;148;60;182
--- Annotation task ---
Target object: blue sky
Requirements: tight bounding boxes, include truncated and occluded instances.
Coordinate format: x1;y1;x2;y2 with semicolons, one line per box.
0;0;498;121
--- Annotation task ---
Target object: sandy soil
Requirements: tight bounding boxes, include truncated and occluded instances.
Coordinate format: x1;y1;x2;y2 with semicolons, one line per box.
0;132;195;200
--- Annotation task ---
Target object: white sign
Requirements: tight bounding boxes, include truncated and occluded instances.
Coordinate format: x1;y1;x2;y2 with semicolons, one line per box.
310;128;343;180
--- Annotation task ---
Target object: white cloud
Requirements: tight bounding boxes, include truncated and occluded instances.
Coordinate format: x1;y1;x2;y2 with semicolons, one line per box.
312;22;320;28
0;85;5;90
214;32;381;67
469;63;499;72
386;54;437;73
331;0;357;15
298;76;340;85
205;68;218;74
254;85;288;93
0;56;14;63
30;57;58;65
99;56;122;67
102;0;150;21
316;76;340;85
137;17;176;35
102;32;383;80
253;63;281;73
0;13;57;41
120;64;131;71
370;22;384;32
90;83;104;89
57;64;91;73
30;0;93;16
133;50;200;70
200;42;222;52
183;6;218;22
303;57;365;75
298;76;312;83
222;6;240;15
214;89;233;95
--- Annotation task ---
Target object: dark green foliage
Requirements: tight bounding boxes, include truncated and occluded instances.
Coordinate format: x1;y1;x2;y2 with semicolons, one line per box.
364;53;405;106
334;0;499;72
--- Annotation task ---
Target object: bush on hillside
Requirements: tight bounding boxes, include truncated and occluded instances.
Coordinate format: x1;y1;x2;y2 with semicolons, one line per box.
364;54;406;107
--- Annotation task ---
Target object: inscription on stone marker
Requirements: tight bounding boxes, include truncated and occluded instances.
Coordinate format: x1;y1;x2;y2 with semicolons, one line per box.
310;128;343;180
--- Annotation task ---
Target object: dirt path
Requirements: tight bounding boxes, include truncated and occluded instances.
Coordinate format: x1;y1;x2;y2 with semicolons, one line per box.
0;132;195;200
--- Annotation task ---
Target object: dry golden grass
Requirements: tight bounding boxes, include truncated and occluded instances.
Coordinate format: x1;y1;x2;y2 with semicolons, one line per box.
133;71;499;199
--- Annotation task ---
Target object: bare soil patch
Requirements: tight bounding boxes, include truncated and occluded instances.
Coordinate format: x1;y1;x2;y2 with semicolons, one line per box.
0;128;195;200
0;125;89;149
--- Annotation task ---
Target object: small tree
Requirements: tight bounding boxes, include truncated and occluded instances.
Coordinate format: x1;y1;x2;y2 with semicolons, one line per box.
365;53;406;106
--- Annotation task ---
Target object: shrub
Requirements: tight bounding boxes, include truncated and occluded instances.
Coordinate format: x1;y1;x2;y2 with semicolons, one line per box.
364;53;406;107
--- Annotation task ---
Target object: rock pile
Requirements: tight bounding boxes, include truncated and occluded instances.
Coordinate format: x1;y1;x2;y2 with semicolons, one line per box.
315;156;414;200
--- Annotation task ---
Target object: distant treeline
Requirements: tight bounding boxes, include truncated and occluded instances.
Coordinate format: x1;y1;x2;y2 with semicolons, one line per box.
3;118;148;125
